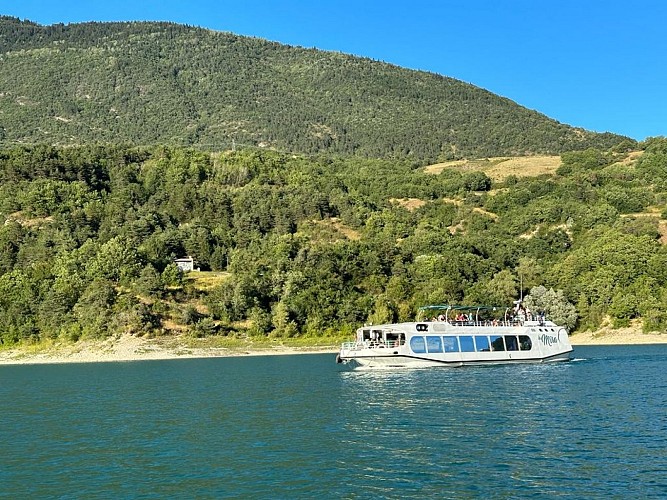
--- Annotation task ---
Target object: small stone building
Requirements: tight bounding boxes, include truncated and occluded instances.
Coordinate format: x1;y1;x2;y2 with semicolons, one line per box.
174;256;195;272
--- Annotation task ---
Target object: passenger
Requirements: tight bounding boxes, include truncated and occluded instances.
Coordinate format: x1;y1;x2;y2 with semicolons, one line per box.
438;314;445;322
517;307;526;323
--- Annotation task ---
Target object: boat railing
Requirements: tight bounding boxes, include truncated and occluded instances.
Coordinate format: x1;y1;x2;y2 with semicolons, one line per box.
420;305;549;328
447;320;524;327
341;340;402;350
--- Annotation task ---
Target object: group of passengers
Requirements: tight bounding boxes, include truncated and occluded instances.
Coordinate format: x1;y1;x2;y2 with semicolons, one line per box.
427;313;475;323
514;305;545;323
424;307;546;326
427;314;449;322
426;312;508;327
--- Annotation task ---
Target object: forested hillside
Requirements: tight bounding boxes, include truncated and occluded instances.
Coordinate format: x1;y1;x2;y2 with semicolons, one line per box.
1;139;667;345
0;16;629;160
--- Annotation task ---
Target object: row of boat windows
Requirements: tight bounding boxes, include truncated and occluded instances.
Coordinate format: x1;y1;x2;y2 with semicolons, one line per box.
410;335;533;354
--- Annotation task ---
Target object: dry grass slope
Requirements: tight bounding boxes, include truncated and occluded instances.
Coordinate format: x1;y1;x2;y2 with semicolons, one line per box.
390;198;427;211
185;271;231;291
299;218;361;242
424;155;562;182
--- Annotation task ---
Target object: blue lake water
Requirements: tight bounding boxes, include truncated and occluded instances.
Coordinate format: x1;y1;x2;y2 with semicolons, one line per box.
1;345;666;498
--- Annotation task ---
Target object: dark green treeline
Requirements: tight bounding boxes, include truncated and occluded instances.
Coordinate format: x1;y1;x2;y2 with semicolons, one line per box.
1;139;667;344
0;16;628;160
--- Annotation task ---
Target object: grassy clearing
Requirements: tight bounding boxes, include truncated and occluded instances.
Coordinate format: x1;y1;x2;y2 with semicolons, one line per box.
185;271;231;291
5;211;55;227
424;155;562;182
390;198;427;211
299;217;361;242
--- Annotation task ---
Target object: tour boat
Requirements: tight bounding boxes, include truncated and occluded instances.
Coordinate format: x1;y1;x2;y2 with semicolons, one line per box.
336;304;573;369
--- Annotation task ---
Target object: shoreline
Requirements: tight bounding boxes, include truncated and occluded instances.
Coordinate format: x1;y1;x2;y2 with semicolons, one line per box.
0;334;339;366
568;330;667;346
1;328;665;366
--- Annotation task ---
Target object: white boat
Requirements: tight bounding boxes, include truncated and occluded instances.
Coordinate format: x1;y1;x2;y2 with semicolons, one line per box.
336;305;573;369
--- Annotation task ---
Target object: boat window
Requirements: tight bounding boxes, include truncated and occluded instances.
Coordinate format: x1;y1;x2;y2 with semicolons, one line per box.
504;335;519;351
426;336;442;353
362;329;371;341
410;336;426;353
474;336;490;352
385;332;400;346
443;336;459;353
490;335;505;351
459;336;475;352
519;335;532;350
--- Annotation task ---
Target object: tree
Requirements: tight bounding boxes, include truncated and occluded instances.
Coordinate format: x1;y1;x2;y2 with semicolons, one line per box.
462;171;491;192
161;263;183;287
72;278;117;338
465;270;517;306
87;236;142;284
515;257;543;296
368;294;397;325
523;286;577;331
135;264;163;297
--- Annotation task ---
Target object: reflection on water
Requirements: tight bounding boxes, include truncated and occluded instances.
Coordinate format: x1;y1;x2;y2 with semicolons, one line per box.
1;346;666;498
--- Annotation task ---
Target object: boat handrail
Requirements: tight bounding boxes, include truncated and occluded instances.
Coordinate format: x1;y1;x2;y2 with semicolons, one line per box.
341;339;402;350
447;320;522;327
418;304;550;326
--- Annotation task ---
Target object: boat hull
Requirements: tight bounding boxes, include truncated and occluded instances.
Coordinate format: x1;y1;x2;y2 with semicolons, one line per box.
340;350;573;370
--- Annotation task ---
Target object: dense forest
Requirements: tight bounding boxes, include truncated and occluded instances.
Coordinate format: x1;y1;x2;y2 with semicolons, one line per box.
1;138;667;345
0;16;664;346
0;16;629;160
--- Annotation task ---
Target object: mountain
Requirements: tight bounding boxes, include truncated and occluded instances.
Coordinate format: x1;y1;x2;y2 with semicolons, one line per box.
0;16;630;160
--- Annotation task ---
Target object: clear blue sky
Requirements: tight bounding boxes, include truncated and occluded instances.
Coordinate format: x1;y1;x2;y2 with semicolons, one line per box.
2;0;665;141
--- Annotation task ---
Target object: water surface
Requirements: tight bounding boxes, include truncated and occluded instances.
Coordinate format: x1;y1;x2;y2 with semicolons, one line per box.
1;345;666;498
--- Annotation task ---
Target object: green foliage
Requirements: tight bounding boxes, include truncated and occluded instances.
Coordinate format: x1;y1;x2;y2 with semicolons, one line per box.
636;137;667;181
135;264;163;297
462;171;492;192
466;270;517;306
559;148;614;174
602;186;652;214
72;278;116;339
1;142;666;345
161;263;183;287
548;228;666;328
523;286;577;331
0;18;629;161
